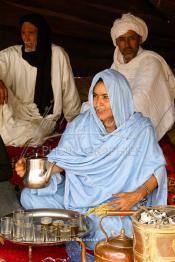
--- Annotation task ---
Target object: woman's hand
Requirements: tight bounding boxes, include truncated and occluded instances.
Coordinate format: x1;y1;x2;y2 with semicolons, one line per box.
107;192;141;210
15;158;26;177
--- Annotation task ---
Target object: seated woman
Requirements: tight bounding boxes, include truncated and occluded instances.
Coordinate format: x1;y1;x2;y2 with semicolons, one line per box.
15;69;167;249
0;136;21;217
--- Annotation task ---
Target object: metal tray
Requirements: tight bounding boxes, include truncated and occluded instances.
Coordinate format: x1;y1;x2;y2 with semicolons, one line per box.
1;208;93;246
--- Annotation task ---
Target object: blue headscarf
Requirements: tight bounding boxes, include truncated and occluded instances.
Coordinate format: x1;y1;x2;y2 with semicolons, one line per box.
89;68;134;129
48;69;167;211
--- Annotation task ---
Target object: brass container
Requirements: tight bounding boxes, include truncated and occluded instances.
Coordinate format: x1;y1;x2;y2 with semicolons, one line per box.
94;211;134;262
132;205;175;262
78;207;175;262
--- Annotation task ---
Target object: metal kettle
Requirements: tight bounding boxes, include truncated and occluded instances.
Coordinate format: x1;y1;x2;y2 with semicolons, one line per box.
78;210;134;262
23;154;55;189
94;211;134;262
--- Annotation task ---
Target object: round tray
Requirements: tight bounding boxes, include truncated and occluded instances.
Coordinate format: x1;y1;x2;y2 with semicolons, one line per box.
1;208;92;246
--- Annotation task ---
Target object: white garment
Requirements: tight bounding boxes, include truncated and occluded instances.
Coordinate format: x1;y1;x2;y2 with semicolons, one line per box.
0;44;81;146
111;47;175;141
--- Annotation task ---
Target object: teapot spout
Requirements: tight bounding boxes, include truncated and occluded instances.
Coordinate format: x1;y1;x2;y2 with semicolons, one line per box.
45;161;56;184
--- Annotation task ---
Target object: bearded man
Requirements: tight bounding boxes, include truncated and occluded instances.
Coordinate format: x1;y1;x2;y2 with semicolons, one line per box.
111;13;175;141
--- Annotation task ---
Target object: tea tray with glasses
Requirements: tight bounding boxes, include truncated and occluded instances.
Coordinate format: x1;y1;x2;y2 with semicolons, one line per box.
0;208;92;246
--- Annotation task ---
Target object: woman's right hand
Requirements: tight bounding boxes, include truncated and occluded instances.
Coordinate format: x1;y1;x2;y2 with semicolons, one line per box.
15;158;26;177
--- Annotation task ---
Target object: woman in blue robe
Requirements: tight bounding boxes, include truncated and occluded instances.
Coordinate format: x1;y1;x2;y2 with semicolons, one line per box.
16;69;167;249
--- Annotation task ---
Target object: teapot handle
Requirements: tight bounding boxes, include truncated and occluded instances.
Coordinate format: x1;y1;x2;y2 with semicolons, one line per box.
106;210;136;216
74;237;89;262
99;215;110;241
99;210;136;241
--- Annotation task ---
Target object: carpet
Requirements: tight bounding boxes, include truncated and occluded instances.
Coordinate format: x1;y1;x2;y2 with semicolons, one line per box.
0;240;68;262
159;135;175;205
0;240;94;262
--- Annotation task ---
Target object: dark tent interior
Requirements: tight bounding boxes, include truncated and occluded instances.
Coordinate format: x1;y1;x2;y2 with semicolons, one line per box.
0;0;175;76
1;1;175;261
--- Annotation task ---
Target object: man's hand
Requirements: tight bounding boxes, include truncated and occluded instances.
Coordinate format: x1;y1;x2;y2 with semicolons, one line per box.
15;158;26;178
107;192;141;210
0;80;8;104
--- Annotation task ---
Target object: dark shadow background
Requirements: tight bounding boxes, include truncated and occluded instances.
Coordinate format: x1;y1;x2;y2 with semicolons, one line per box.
0;0;175;76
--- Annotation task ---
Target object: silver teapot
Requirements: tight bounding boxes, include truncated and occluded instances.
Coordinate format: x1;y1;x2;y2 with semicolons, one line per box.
23;154;55;189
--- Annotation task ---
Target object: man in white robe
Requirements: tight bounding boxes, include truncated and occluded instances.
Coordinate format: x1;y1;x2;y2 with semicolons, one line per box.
111;13;175;141
0;13;81;146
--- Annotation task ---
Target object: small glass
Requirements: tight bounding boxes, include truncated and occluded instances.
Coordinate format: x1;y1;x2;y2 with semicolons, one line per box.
78;214;87;232
24;212;33;224
13;220;24;241
0;217;13;236
69;218;79;236
45;226;57;242
23;223;34;242
41;216;52;226
59;225;71;240
33;224;45;242
52;220;64;238
13;209;25;222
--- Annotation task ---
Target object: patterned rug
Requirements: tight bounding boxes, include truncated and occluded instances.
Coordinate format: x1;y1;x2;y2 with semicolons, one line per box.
0;240;94;262
0;240;68;262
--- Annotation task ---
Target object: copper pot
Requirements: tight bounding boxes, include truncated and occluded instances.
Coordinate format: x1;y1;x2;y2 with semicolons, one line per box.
78;206;175;262
94;210;135;262
77;210;136;262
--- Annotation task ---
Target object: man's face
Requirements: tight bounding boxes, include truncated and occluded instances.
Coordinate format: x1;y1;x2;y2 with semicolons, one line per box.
21;22;38;52
116;30;141;63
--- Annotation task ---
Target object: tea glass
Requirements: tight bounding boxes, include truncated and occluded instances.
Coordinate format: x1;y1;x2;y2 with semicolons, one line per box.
23;222;34;242
69;218;79;236
59;225;71;240
13;220;24;241
0;217;13;236
33;224;45;242
45;226;57;242
13;209;25;222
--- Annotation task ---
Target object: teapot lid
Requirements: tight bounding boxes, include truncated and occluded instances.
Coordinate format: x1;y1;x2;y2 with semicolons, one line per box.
28;153;47;160
107;229;133;248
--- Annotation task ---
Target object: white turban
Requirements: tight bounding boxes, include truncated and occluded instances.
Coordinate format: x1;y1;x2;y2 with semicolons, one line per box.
111;13;148;46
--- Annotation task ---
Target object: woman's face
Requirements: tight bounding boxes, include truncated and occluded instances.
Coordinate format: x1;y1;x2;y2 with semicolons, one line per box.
93;81;115;129
21;22;38;52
